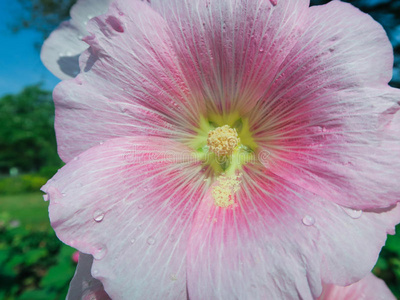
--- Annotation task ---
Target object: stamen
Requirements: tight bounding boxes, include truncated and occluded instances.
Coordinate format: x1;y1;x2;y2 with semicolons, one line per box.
212;173;242;208
207;125;240;156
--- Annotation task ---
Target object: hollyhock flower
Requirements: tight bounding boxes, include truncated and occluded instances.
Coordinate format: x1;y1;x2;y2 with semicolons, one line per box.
41;0;400;298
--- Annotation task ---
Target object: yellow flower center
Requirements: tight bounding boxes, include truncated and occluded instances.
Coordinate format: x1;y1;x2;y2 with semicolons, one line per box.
189;111;257;175
207;125;240;157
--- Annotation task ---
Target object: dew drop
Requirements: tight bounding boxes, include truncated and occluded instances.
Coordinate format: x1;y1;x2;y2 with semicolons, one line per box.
302;215;315;226
43;194;49;201
93;246;107;260
147;236;156;245
342;207;363;219
138;204;144;209
143;187;148;192
92;269;99;276
62;193;66;197
99;141;104;145
130;238;136;244
270;0;277;6
93;210;104;222
73;156;80;161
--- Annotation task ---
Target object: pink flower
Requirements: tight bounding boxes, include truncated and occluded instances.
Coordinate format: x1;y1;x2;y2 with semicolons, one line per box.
72;250;80;263
41;0;400;299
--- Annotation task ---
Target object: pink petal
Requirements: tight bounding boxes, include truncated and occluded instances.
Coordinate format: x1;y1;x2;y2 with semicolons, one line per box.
67;253;111;300
54;0;204;162
187;169;400;299
248;0;400;210
149;0;309;113
256;87;400;210
319;273;395;300
41;0;112;79
42;137;208;299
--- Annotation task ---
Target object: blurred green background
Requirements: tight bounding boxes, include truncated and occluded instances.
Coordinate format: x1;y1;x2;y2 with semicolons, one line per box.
0;0;399;299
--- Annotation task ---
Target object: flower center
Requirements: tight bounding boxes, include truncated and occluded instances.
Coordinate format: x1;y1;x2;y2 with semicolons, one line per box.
207;125;240;157
189;111;258;175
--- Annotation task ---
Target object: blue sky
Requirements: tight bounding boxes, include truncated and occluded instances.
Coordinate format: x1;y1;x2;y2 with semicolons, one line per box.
0;1;60;97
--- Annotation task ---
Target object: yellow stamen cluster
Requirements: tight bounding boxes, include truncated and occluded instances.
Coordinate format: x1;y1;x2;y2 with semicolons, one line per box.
212;174;242;208
207;125;240;157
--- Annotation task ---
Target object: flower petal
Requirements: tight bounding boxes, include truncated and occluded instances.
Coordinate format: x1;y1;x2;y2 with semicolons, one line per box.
187;169;400;299
42;137;208;299
249;1;400;210
54;0;203;162
41;0;112;79
149;0;310;113
67;252;111;300
319;273;395;300
255;87;400;210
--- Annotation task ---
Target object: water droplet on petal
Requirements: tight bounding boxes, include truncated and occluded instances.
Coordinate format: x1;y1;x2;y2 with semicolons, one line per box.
73;156;79;161
270;0;277;6
130;238;136;244
43;194;49;201
93;246;107;260
92;269;99;276
138;204;144;209
342;207;363;219
147;236;156;245
62;193;66;197
93;210;104;222
302;215;315;226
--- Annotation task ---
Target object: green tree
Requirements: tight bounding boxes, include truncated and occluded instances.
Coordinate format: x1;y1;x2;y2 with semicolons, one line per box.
0;85;62;174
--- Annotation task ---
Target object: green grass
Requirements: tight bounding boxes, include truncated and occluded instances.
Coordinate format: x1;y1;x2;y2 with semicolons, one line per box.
0;193;50;230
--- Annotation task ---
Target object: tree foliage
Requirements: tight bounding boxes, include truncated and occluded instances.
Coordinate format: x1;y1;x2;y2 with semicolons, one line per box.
0;85;62;174
11;0;75;46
